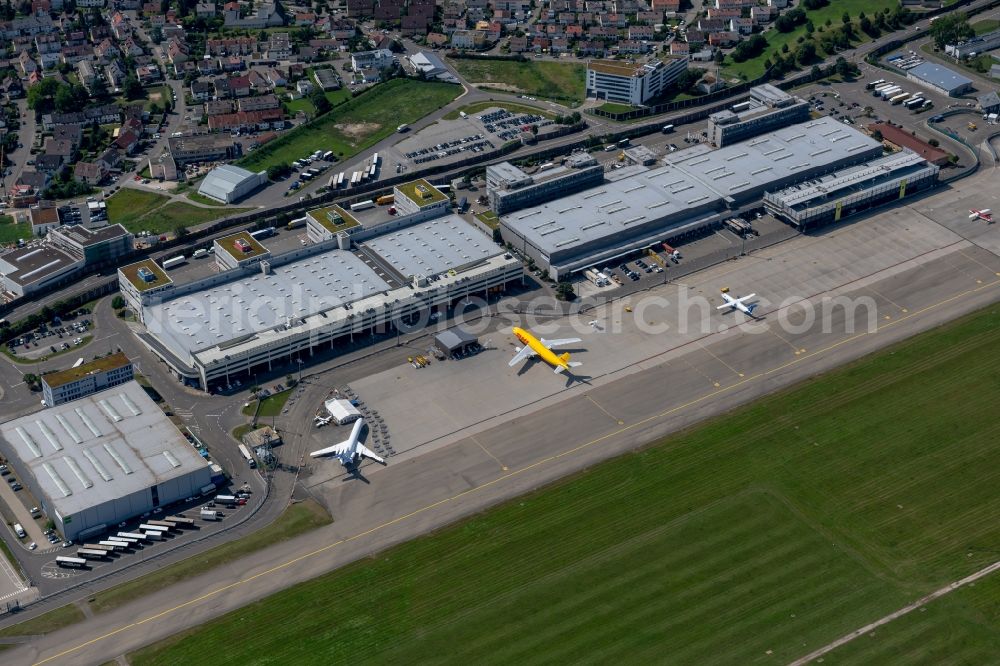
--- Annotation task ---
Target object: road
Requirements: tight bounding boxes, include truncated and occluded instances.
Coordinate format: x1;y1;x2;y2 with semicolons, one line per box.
5;164;1000;663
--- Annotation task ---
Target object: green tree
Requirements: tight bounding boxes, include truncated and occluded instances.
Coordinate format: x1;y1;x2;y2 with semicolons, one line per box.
842;12;850;24
929;12;974;49
835;56;851;77
111;295;126;310
555;282;575;301
123;76;144;100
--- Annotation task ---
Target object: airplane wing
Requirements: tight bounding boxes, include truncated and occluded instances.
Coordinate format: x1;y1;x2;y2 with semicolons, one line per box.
310;440;350;458
541;337;581;348
735;293;756;304
970;212;980;219
355;444;385;464
508;345;535;367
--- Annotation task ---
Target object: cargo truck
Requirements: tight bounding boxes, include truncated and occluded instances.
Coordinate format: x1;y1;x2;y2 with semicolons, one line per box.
161;256;185;269
376;194;395;205
193;248;209;259
350;200;375;212
201;508;221;521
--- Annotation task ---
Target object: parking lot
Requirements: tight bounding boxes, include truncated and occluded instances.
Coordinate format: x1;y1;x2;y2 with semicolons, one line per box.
386;105;562;172
5;310;95;361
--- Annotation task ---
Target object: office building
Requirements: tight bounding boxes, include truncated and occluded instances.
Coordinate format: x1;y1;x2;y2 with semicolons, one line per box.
706;84;810;147
49;224;133;264
486;156;604;214
586;57;688;106
0;244;83;299
41;352;135;407
944;28;1000;60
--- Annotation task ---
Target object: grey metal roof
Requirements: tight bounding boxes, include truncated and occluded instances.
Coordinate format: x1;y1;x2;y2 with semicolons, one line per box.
361;215;499;278
502;116;881;257
0;381;210;518
908;62;972;92
435;328;479;351
145;249;391;358
765;150;933;210
667;116;881;200
198;164;261;200
502;162;723;256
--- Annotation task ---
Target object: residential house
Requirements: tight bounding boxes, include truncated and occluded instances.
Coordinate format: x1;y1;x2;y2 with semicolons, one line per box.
121;36;144;57
96;146;122;171
105;59;127;92
52;125;82;150
60;44;94;64
238;93;279;112
206;108;283;132
204;99;234;116
221;55;244;72
351;49;394;72
266;32;293;59
195;1;216;17
95;38;119;60
452;29;488;49
76;60;99;91
228;75;251;97
17;51;38;76
191;79;214;101
206;37;256;56
135;64;161;85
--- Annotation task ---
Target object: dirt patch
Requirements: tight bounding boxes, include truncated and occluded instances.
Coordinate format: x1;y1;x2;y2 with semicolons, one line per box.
148;91;164;103
334;122;381;143
470;82;524;93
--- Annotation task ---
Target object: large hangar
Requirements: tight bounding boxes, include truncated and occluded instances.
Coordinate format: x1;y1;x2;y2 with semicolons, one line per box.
500;116;884;278
0;381;213;541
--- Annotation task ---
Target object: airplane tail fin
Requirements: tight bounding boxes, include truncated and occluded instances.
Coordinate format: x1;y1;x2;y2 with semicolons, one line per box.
747;303;758;315
559;352;571;362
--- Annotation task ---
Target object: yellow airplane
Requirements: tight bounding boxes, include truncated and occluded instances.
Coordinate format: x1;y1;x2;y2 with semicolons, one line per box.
509;326;582;374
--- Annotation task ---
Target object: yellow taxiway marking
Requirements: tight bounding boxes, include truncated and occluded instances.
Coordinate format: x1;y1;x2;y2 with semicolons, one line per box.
586;394;625;426
697;342;745;378
470;435;507;472
674;353;720;388
32;277;1000;666
867;286;908;313
958;248;1000;277
766;327;805;355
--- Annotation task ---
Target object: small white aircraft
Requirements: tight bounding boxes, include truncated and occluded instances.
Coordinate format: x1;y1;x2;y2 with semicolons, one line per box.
588;320;602;330
969;208;993;223
717;289;758;316
314;415;332;428
309;419;384;467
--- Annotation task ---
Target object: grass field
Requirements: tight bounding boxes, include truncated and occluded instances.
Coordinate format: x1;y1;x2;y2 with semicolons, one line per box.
242;389;292;417
185;192;225;207
0;604;84;638
449;59;586;105
0;216;30;243
125;202;251;236
723;0;895;80
442;101;556;120
238;80;461;172
128;304;1000;664
105;189;170;228
972;19;1000;35
88;499;331;615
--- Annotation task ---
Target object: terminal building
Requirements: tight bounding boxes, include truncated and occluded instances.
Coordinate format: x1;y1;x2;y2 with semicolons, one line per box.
126;208;521;390
586;57;688;106
763;150;940;228
499;116;910;278
906;62;973;97
485;155;604;214
706;84;811;147
41;352;134;407
0;380;213;541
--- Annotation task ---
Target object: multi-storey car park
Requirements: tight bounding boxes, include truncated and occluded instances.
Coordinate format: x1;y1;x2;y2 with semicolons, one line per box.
763;151;941;228
499;116;906;279
122;181;522;390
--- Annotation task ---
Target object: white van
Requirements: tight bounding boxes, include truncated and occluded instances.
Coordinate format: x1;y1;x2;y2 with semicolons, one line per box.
14;523;25;538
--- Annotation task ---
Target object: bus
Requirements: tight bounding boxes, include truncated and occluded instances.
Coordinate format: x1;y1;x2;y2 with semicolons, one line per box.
336;172;345;188
661;124;674;134
77;548;108;560
350;171;362;186
890;92;910;105
56;556;88;568
238;443;257;468
866;79;885;90
372;152;379;165
368;163;377;179
905;97;924;109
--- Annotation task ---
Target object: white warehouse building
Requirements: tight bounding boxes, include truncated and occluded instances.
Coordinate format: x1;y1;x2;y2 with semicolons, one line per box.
0;381;214;541
198;164;268;203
